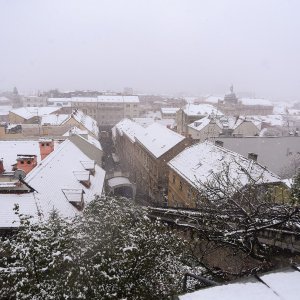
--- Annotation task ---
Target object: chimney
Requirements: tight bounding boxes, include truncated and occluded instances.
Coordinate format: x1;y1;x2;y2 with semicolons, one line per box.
16;155;37;174
248;153;258;162
0;159;4;174
215;140;224;147
39;138;54;160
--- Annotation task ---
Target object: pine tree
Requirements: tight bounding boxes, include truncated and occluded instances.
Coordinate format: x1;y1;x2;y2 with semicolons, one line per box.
0;197;200;299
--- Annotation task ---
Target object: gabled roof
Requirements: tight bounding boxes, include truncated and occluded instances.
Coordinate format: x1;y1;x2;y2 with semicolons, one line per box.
0;140;105;228
0;141;42;171
61;110;99;137
168;141;281;189
188;116;221;132
41;114;69;125
113;118;145;143
183;104;223;117
10;107;61;120
240;98;273;106
135;123;185;158
63;127;102;151
24;140;105;220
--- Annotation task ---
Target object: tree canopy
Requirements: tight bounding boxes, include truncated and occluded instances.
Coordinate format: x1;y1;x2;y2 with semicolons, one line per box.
0;196;200;299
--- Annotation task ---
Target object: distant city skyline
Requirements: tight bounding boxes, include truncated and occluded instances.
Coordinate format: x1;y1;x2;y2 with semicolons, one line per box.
0;0;300;101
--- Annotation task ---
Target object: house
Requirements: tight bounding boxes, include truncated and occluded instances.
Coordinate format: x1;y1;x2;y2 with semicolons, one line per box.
218;116;260;137
3;110;99;139
187;116;222;140
112;118;145;172
8;107;62;124
61;109;99;138
187;115;259;141
0;139;57;174
161;107;180;119
176;104;223;135
132;117;176;129
0;139;105;232
202;87;274;116
69;95;140;126
22;96;48;107
167;140;285;208
133;123;190;205
113;119;191;205
63;127;103;166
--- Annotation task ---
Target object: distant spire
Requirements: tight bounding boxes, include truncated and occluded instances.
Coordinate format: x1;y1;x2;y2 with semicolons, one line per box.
230;84;234;94
13;86;18;95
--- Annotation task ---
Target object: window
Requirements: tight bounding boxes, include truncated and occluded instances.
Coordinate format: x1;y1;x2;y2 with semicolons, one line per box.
179;181;183;191
172;174;176;184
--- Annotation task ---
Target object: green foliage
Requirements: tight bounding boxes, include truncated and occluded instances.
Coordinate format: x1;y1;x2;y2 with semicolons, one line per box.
0;197;195;299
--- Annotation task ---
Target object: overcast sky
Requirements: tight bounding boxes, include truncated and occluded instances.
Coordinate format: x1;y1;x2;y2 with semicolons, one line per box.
0;0;299;100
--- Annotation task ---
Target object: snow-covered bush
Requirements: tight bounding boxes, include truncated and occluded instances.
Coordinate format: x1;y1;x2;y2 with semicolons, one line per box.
0;197;195;299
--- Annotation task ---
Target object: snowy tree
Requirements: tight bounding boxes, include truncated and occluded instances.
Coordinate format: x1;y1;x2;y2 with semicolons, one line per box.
167;163;300;279
0;197;200;299
291;169;300;205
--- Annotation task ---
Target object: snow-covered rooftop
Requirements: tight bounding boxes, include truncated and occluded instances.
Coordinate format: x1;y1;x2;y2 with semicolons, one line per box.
247;115;287;127
161;107;180;114
168;140;281;189
63;127;102;151
135;123;185;158
0;105;12;116
132;117;175;129
240;98;273;106
98;95;139;103
113;118;145;143
10;107;61;120
0;140;105;228
68;96;139;103
25;140;105;218
41;114;69;125
183;104;223;116
204;95;224;103
62;110;99;137
47;97;72;103
188;116;214;132
0;141;42;171
179;268;300;300
63;126;89;136
0;194;40;228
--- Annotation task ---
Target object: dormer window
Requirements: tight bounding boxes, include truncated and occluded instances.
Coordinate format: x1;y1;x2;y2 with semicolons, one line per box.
80;160;96;176
62;188;84;210
73;171;91;188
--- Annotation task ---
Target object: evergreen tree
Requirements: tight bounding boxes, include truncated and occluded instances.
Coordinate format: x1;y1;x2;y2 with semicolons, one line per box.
0;197;199;299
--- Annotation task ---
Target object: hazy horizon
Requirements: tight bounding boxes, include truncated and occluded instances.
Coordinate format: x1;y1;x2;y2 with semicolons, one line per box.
0;0;300;101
